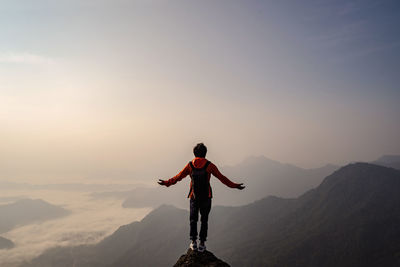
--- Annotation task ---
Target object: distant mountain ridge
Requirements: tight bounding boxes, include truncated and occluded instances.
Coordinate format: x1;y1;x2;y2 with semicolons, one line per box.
215;155;338;205
375;155;400;163
0;181;140;192
0;199;69;234
0;236;14;249
108;156;338;208
24;163;400;267
373;154;400;170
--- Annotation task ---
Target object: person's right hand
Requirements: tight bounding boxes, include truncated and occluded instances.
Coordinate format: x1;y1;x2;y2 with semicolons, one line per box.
237;183;245;190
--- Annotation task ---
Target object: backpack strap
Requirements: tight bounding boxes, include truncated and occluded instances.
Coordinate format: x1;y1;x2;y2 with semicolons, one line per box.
203;160;211;170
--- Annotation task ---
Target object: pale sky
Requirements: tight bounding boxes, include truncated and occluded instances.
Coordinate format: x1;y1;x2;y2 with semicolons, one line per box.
1;0;399;183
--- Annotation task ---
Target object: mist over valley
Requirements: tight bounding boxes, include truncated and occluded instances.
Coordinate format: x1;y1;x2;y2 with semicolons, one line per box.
1;155;398;266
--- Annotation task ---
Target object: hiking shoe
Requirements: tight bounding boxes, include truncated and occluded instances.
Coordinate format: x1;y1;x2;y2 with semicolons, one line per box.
198;241;206;252
189;240;198;251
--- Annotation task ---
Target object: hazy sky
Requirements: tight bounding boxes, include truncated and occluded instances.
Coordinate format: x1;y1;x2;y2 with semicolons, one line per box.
1;0;399;182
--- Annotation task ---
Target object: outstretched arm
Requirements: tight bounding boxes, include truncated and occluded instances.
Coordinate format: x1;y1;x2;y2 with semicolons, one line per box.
158;163;191;187
210;163;245;190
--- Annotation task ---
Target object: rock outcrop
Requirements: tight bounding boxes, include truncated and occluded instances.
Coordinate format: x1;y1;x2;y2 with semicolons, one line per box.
174;249;230;267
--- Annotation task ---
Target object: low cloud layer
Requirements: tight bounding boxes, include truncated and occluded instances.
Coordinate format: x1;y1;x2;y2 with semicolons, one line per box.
0;189;151;267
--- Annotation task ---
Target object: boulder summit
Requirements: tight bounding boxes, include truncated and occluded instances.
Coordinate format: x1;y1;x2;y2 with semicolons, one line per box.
174;249;230;267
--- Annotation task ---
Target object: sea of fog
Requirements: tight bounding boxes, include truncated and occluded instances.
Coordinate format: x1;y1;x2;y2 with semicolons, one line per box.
0;188;152;267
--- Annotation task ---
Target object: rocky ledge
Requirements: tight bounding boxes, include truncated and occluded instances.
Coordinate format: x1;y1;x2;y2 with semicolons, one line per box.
174;249;230;267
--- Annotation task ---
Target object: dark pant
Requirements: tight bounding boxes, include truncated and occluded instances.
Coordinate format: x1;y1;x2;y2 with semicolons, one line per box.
190;197;212;242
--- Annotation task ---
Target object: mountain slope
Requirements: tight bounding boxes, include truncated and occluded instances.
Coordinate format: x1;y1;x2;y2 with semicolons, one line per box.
24;163;400;267
222;163;400;266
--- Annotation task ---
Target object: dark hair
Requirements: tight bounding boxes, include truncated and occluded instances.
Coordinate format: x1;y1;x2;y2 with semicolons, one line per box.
193;143;207;158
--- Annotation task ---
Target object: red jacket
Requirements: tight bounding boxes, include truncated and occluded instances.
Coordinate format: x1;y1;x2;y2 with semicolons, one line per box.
164;157;240;198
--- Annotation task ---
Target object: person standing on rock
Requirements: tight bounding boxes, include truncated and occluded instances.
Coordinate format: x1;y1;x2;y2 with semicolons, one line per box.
158;143;245;252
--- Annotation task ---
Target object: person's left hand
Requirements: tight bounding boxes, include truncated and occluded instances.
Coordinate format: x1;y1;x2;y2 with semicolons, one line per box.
158;179;167;186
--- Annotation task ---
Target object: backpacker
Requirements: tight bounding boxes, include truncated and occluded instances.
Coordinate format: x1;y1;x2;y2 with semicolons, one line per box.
188;161;211;199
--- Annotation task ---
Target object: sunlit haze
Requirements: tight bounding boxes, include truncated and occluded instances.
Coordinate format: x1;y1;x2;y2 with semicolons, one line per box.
1;0;399;184
1;2;400;267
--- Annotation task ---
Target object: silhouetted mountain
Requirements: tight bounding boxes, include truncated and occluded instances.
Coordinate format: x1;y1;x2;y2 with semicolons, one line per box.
24;163;400;267
239;163;400;267
174;249;230;267
373;154;400;170
107;156;337;208
0;236;14;249
0;199;69;234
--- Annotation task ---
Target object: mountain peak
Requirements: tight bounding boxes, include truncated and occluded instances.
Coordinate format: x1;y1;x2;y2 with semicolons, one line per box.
241;155;279;164
319;162;399;187
310;162;400;212
321;162;397;183
174;249;230;267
